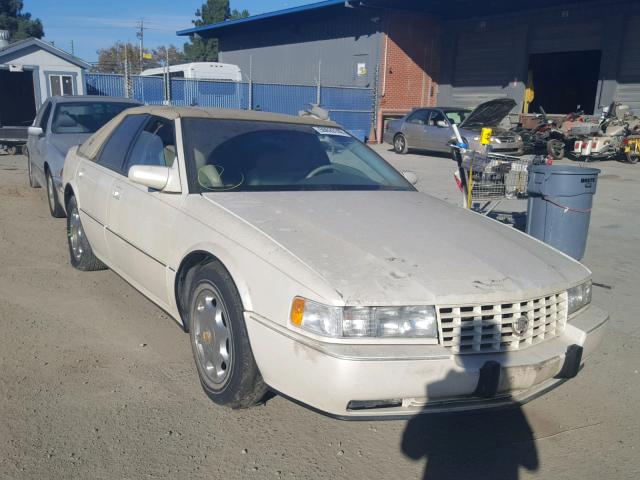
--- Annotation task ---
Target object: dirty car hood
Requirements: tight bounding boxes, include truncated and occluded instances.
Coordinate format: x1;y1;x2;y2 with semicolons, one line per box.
460;98;516;130
203;191;588;305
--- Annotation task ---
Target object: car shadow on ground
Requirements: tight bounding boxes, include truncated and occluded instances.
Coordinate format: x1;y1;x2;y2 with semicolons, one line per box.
401;358;539;479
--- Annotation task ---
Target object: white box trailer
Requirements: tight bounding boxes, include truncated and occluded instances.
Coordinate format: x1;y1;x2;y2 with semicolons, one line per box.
141;62;242;82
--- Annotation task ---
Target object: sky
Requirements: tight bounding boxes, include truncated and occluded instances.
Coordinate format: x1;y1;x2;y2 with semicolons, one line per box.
26;0;316;63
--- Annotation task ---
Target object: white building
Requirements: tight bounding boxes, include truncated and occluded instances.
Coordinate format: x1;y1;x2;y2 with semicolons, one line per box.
0;36;89;127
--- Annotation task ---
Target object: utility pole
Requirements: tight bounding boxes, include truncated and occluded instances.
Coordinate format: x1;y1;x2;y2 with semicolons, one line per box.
136;18;145;74
124;43;132;98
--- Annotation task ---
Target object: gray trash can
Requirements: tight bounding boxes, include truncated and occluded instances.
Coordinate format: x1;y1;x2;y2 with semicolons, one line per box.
526;165;600;260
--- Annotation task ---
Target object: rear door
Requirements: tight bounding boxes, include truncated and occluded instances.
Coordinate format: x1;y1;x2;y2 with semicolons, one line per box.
75;114;148;260
105;116;182;306
402;109;430;149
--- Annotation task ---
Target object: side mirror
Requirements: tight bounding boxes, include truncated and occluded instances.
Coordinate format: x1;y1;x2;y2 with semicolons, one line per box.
402;170;418;185
28;126;43;136
436;120;448;128
128;164;181;193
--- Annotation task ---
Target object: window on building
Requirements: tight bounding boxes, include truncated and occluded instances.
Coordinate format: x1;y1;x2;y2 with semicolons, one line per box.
49;75;74;96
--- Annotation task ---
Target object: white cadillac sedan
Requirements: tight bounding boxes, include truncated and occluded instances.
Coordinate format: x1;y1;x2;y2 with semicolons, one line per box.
61;106;608;418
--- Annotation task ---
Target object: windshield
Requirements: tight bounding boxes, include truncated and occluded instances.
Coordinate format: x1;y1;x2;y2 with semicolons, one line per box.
182;118;415;192
52;102;135;134
444;110;470;125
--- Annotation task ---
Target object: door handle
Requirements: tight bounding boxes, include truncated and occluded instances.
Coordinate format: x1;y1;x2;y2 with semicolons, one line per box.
78;169;84;179
112;186;122;200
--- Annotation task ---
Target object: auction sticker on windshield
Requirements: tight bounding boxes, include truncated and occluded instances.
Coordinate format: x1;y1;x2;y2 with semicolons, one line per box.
313;126;351;137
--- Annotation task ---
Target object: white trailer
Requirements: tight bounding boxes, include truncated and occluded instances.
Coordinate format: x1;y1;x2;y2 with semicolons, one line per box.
141;63;242;82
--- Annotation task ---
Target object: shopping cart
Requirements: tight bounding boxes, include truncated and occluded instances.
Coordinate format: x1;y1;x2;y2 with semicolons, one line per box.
452;148;541;215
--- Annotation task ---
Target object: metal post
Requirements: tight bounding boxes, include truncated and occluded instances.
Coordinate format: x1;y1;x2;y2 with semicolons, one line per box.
316;59;322;105
248;54;253;110
123;43;131;99
164;46;171;105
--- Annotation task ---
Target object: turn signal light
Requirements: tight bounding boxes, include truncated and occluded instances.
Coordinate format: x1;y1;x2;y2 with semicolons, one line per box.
290;297;305;326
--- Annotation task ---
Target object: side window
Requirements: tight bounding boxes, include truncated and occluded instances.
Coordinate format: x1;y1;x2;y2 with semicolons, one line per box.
124;117;176;173
406;109;429;125
428;110;447;126
39;102;52;132
96;115;148;173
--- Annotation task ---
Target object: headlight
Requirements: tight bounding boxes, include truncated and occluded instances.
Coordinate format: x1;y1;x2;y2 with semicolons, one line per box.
290;298;437;339
567;281;592;315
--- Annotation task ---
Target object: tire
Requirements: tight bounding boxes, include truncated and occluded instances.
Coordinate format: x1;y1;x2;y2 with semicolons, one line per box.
393;133;409;154
547;139;565;160
27;152;39;188
6;145;17;156
188;261;268;409
626;151;639;164
46;170;66;218
66;196;107;271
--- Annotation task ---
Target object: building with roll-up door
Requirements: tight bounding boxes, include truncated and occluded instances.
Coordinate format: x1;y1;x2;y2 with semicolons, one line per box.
178;0;640;142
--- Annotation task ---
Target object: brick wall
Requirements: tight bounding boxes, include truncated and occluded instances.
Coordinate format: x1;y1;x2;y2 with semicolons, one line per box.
376;11;442;142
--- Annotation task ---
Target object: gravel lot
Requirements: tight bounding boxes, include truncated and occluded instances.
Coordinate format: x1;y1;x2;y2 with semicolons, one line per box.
1;148;638;480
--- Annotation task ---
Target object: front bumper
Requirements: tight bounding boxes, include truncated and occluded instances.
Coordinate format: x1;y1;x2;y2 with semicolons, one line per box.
245;305;608;418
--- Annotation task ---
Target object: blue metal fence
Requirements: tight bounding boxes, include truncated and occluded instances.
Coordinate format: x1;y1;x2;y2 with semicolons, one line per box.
85;74;373;139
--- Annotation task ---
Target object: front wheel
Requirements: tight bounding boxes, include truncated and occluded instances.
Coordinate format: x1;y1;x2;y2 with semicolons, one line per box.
27;152;39;188
66;196;107;271
547;139;565;160
46;171;66;218
188;261;268;409
625;151;639;164
394;134;409;154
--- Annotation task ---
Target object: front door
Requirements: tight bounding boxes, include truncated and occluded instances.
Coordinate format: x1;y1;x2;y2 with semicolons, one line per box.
27;100;52;185
75;114;148;260
423;110;454;152
106;116;181;306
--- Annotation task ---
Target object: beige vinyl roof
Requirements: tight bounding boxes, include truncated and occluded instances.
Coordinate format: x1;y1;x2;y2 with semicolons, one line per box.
78;106;339;159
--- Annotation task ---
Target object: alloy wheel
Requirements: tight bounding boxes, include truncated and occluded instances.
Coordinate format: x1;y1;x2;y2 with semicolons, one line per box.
192;286;233;387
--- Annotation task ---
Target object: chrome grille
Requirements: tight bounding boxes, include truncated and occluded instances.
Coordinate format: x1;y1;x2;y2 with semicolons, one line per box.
437;292;568;354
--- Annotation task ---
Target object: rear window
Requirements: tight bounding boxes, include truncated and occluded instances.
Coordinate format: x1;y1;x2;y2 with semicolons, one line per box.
51;102;136;134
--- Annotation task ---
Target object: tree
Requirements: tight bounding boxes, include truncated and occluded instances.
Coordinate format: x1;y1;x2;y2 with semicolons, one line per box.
183;0;249;62
95;42;186;74
0;0;44;41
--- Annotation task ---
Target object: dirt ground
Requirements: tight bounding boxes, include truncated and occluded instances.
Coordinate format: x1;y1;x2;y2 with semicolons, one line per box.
0;149;638;480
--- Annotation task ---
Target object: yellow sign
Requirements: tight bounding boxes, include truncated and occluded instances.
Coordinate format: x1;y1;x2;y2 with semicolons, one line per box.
480;128;493;145
143;52;153;60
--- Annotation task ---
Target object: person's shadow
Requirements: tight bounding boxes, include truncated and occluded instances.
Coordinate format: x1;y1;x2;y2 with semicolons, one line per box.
401;359;539;479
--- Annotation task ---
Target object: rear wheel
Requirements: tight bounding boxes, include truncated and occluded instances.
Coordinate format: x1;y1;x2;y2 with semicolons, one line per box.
625;151;639;164
394;133;408;154
547;139;565;160
66;196;107;271
46;170;66;218
188;261;268;409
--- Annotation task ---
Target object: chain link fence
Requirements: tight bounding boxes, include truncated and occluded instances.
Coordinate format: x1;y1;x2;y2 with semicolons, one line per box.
85;73;374;140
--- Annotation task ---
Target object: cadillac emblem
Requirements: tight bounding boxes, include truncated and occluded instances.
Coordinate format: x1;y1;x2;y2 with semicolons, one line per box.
512;315;529;336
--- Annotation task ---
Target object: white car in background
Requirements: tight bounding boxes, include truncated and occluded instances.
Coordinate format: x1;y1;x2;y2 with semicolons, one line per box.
61;106;607;418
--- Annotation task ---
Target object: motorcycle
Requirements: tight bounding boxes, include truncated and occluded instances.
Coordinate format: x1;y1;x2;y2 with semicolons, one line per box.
572;102;640;162
511;106;567;160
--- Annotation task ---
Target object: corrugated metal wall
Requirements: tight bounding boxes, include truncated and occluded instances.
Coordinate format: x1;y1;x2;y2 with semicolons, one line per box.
217;8;381;88
615;15;640;114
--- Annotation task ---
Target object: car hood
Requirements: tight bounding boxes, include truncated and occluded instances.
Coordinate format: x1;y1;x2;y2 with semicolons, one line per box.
202;191;588;305
49;133;92;157
459;98;516;130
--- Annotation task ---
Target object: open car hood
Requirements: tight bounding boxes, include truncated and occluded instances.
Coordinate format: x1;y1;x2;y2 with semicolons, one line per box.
459;98;516;130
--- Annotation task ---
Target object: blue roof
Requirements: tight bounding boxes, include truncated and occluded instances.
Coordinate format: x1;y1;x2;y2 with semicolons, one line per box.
177;0;345;36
